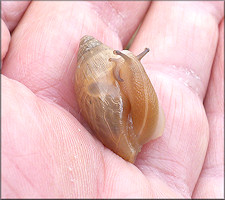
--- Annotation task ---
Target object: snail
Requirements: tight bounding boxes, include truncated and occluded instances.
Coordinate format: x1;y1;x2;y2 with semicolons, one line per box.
74;35;165;163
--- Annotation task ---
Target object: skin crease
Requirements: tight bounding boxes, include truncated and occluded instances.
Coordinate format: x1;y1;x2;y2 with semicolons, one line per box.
1;1;31;32
1;1;224;198
1;19;11;60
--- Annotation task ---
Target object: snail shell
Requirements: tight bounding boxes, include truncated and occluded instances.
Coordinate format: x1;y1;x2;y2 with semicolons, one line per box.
74;35;165;163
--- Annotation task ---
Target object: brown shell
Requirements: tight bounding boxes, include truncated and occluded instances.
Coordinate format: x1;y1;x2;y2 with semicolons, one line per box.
74;35;164;163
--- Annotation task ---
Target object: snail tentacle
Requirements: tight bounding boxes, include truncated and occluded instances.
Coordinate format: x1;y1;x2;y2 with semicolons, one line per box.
136;48;150;60
109;58;124;82
113;50;130;61
113;64;124;82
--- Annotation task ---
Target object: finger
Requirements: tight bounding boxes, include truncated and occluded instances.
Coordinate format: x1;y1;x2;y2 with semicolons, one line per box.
192;19;224;198
130;1;224;198
1;19;11;60
1;1;31;32
131;1;224;100
2;1;150;118
90;1;151;46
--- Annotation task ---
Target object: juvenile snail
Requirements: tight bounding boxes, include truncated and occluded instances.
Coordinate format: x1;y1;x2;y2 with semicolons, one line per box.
74;35;165;163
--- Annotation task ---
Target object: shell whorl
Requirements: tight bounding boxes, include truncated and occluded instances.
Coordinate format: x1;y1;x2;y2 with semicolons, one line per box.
77;35;103;62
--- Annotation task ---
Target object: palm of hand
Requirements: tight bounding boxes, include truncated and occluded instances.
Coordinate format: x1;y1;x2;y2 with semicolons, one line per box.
2;1;224;198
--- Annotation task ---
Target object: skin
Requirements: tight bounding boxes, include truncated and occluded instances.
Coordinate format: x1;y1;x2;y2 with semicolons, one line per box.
1;1;224;198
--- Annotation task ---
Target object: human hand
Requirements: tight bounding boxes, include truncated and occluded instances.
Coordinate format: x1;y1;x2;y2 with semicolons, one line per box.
2;1;224;198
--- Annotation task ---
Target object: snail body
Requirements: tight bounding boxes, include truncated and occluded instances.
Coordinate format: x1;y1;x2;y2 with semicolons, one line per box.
74;35;165;163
